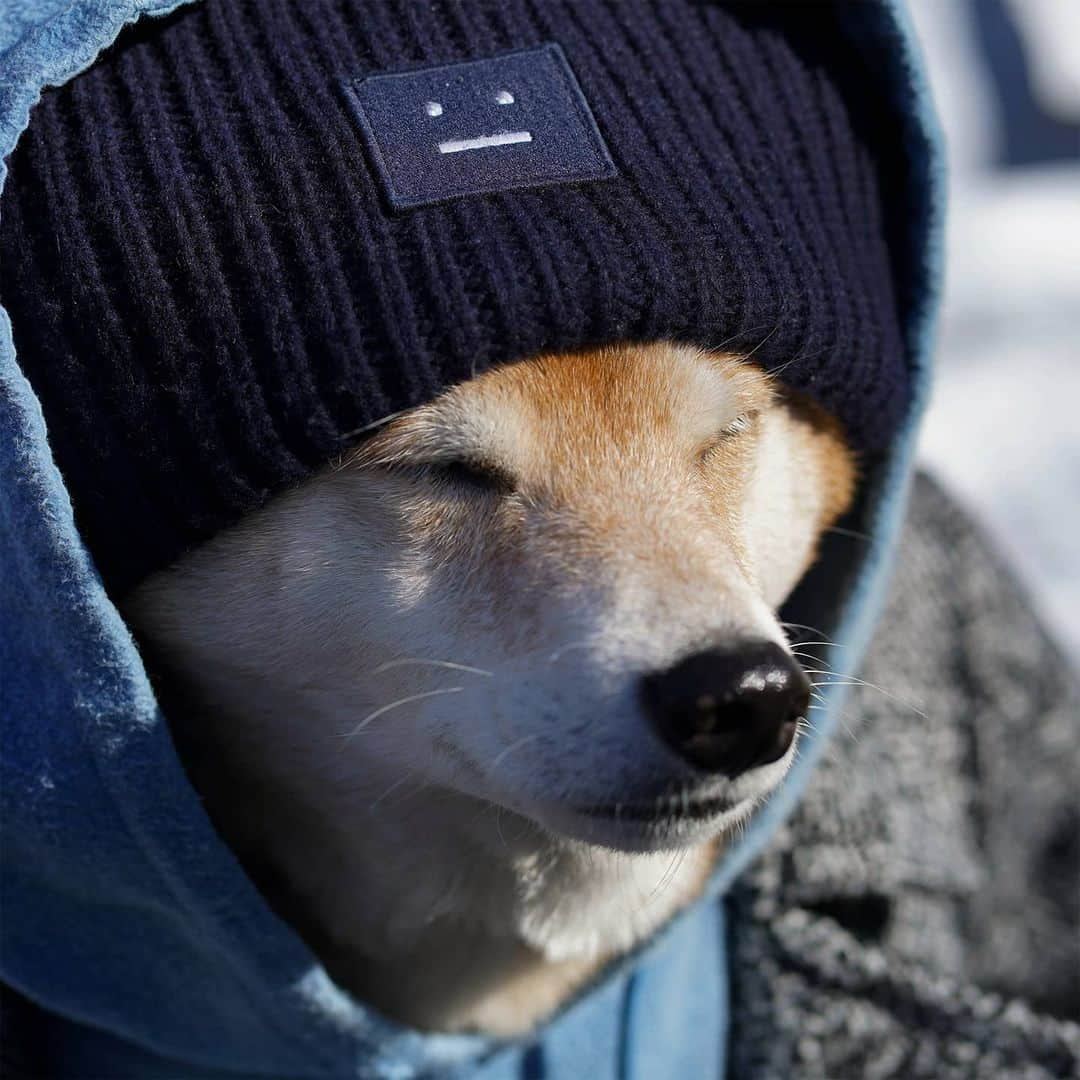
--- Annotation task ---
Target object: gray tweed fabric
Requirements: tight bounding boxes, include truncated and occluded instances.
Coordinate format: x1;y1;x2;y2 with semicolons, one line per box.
726;472;1080;1079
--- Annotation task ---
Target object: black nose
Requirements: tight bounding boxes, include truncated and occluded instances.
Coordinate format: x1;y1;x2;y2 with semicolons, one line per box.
641;641;811;777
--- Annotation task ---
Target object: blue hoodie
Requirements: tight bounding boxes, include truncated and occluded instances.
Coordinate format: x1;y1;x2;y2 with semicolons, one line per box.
0;2;944;1076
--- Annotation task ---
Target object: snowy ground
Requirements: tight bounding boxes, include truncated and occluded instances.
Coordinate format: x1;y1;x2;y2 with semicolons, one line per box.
907;0;1080;663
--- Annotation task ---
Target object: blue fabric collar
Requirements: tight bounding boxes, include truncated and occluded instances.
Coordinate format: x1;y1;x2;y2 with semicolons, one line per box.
0;2;944;1076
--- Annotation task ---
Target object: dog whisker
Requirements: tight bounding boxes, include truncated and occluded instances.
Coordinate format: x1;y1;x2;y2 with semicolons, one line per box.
545;639;594;664
824;525;875;544
791;650;835;667
806;671;926;718
780;621;836;643
338;686;465;742
763;341;836;380
369;772;416;811
489;734;541;771
370;658;493;677
646;848;688;904
338;406;414;445
708;322;776;355
805;691;862;741
740;322;781;362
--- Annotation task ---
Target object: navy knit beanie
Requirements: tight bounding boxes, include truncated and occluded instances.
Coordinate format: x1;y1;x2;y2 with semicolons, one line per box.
0;0;908;595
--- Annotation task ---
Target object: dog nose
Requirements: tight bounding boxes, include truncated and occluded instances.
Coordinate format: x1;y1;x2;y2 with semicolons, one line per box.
641;642;811;776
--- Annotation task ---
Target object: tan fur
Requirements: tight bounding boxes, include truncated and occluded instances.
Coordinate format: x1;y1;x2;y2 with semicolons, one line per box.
125;343;854;1035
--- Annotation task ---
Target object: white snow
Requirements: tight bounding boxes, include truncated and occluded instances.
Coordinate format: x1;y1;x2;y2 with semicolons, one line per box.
908;0;1080;663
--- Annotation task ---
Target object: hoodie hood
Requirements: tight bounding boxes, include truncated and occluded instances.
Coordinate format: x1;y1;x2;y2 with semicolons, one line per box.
0;2;944;1077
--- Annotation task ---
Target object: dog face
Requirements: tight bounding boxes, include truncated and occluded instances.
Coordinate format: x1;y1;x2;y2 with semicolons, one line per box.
126;343;854;982
327;343;852;841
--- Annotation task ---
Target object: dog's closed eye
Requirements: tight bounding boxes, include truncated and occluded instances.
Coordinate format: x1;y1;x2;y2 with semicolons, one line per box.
698;411;757;463
379;456;516;496
347;419;516;495
725;412;754;437
431;458;516;495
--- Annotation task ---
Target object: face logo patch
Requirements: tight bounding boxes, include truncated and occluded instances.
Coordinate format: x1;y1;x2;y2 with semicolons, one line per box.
434;89;532;157
346;44;617;210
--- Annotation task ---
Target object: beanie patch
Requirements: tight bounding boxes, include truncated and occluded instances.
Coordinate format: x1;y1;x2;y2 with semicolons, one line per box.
345;44;617;210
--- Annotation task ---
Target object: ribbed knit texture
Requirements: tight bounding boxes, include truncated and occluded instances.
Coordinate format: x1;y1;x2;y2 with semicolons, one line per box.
0;0;907;594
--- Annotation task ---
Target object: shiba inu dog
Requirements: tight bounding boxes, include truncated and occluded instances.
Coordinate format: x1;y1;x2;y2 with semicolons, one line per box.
125;342;856;1035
